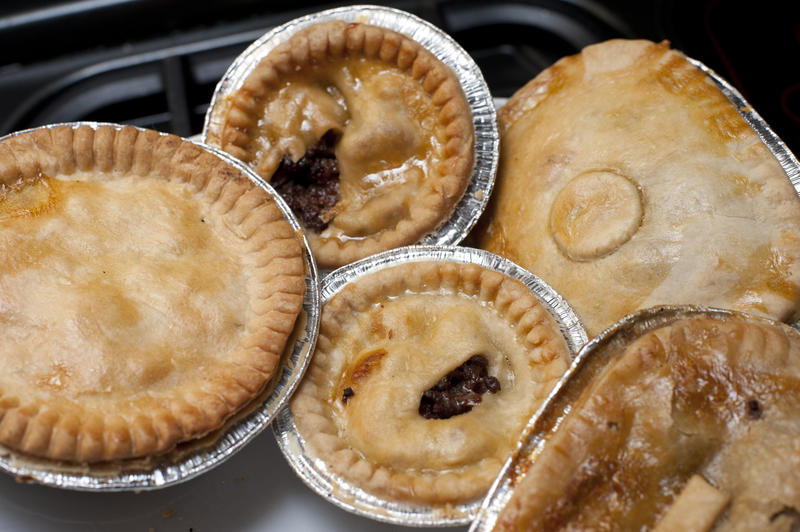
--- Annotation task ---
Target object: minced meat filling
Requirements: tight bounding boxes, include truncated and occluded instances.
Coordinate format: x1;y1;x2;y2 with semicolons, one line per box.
270;129;341;231
419;355;500;419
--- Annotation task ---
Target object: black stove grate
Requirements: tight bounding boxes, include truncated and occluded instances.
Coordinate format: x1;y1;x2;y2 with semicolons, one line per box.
0;1;632;137
0;0;796;153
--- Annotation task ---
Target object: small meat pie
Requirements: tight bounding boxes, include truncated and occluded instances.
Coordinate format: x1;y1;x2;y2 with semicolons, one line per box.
290;261;570;505
0;124;305;463
208;20;474;269
492;312;800;531
478;39;800;336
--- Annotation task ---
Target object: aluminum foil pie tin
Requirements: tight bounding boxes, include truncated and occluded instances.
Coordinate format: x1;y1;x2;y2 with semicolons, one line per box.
272;245;587;527
202;4;499;253
468;305;792;532
0;122;321;491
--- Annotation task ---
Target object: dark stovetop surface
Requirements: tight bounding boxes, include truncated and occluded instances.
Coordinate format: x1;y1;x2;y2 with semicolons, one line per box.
0;0;797;153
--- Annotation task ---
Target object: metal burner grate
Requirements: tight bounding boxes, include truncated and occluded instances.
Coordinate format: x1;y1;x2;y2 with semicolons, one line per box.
0;0;795;153
0;0;631;137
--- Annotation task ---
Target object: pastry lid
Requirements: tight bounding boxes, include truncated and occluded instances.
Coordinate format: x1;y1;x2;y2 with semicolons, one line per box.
273;245;587;527
468;305;796;531
0;122;321;491
202;4;499;255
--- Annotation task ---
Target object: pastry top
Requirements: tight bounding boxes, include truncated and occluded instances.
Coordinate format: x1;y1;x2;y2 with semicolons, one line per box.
209;20;474;269
493;313;800;531
0;124;305;463
478;39;800;336
290;261;570;506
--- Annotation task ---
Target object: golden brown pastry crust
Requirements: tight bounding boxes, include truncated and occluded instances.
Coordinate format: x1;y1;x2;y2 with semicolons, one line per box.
478;39;800;336
493;313;800;531
290;261;570;505
0;124;305;463
208;20;474;269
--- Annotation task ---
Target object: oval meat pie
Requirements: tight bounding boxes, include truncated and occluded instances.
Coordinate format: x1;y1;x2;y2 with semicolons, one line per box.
0;124;305;463
290;261;570;506
492;311;800;531
207;20;474;269
478;39;800;336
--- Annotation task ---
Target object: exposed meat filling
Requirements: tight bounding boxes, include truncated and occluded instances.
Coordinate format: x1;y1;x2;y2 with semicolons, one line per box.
419;355;500;419
270;129;341;231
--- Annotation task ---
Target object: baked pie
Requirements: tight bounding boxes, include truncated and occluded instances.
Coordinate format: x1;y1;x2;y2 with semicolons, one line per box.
491;310;800;531
0;124;305;463
477;39;800;336
290;260;570;505
207;20;474;269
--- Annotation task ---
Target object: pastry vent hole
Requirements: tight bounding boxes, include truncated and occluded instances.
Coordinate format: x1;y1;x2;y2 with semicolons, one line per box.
418;354;500;420
745;398;762;420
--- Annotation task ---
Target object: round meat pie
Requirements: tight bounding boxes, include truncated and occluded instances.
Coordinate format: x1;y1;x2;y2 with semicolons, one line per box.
208;20;474;269
0;124;305;463
290;261;570;506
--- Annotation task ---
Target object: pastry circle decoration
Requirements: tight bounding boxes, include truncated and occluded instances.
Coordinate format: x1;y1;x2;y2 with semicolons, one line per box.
205;17;475;269
289;258;572;508
549;170;643;261
0;124;306;465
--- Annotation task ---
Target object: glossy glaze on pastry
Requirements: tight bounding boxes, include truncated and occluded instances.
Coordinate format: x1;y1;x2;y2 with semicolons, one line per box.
478;39;800;336
209;20;474;269
493;313;800;531
290;261;570;505
0;125;305;463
